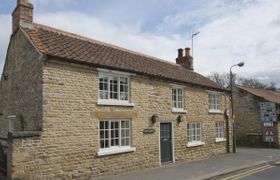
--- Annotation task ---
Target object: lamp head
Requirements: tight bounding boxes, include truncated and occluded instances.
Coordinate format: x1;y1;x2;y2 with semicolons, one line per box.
192;31;200;37
238;62;245;67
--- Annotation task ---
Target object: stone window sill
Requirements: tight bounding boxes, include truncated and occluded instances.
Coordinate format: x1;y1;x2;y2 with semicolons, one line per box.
97;147;136;157
215;138;226;143
97;100;135;107
187;141;205;147
209;110;223;114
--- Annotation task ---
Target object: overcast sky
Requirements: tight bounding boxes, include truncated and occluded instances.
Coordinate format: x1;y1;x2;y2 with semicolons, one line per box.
1;0;280;87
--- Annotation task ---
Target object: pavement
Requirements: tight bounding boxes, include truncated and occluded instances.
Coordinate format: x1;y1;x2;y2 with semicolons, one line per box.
1;147;279;180
99;147;280;180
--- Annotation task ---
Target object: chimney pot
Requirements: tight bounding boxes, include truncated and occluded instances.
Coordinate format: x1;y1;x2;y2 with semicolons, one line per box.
185;47;191;57
17;0;29;4
176;47;194;71
178;48;183;58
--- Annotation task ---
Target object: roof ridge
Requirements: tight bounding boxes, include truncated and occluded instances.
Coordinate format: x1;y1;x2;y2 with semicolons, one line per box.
237;85;280;94
33;23;179;67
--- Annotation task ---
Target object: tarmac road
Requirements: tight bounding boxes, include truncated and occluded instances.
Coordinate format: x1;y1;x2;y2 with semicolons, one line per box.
218;161;280;180
241;165;280;180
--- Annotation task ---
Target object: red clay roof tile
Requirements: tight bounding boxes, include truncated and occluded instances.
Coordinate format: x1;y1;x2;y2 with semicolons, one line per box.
22;23;226;91
237;86;280;104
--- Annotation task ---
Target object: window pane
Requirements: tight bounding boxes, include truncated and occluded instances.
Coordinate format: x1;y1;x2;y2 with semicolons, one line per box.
105;140;109;148
121;129;125;137
105;130;109;138
110;77;118;100
104;121;109;129
172;89;177;108
178;101;182;108
100;130;104;139
125;138;129;146
99;77;109;99
115;139;119;146
100;140;105;148
100;121;104;130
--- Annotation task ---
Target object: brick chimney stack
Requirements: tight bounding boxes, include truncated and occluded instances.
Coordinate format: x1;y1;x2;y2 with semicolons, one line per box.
176;47;194;71
12;0;33;34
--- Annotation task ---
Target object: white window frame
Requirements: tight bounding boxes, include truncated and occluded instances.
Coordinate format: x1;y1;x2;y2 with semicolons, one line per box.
98;69;135;107
97;119;136;156
171;84;186;113
208;91;222;113
215;121;226;142
187;122;205;147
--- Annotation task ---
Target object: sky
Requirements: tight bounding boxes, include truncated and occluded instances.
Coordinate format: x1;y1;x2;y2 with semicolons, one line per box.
0;0;280;87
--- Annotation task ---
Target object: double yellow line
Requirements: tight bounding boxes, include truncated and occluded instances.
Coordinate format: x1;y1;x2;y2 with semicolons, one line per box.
222;164;274;180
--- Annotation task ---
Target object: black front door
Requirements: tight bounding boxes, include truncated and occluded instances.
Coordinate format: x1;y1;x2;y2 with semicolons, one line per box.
160;123;173;164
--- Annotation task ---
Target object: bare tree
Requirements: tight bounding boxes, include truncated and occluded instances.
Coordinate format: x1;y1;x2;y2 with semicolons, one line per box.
237;77;267;89
208;72;279;92
208;72;235;88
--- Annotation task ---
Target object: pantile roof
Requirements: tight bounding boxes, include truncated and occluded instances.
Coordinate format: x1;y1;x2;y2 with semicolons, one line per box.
22;23;226;91
237;86;280;104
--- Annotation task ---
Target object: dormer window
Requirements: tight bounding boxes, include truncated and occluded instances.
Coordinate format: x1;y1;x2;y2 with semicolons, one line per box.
98;69;135;107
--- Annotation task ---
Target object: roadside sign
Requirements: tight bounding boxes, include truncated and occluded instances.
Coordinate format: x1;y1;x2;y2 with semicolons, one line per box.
264;136;274;142
263;127;275;143
260;102;277;122
263;122;273;127
264;127;274;136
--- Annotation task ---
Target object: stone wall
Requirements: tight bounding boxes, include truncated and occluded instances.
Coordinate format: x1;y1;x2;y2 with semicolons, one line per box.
0;28;42;178
234;89;280;147
0;28;43;135
0;137;7;175
233;90;263;145
9;59;231;179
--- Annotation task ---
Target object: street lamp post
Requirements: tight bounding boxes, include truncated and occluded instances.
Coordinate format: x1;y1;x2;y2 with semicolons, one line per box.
230;62;245;153
191;31;200;56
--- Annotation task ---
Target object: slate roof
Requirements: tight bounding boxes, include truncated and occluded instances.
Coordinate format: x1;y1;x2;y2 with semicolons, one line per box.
22;23;226;91
237;86;280;104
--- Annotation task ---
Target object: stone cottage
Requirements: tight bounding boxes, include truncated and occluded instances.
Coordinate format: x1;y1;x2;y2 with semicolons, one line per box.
233;86;280;147
0;0;232;179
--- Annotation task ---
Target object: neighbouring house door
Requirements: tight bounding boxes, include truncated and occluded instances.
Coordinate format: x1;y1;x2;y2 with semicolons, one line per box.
160;123;173;164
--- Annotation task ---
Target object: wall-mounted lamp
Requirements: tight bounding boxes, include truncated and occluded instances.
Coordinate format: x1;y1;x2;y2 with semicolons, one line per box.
224;109;230;118
151;114;159;124
177;115;184;123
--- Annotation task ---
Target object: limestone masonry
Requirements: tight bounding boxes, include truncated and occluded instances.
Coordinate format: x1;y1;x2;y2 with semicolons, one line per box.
0;0;232;179
233;86;280;147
